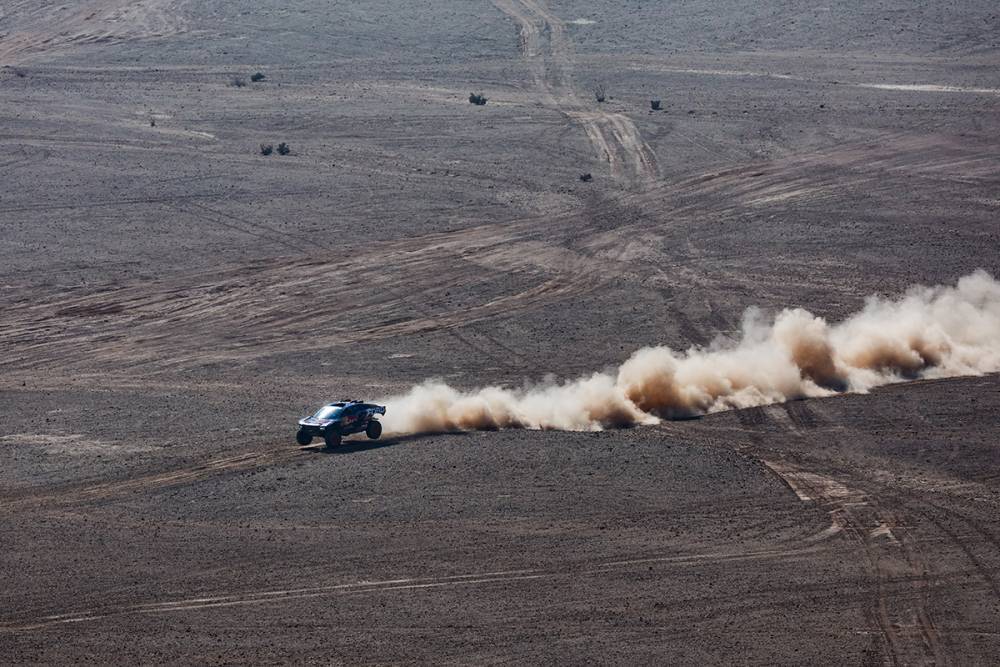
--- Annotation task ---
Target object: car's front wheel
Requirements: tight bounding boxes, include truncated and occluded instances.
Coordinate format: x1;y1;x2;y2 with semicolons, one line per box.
324;428;342;448
296;429;312;446
365;420;382;440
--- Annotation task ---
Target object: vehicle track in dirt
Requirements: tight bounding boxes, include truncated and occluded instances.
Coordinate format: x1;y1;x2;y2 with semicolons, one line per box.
742;381;1000;667
0;449;295;512
906;498;1000;601
3;128;992;377
0;0;187;66
0;539;830;633
3;0;999;663
0;184;666;375
761;458;949;666
492;0;658;185
0;243;602;375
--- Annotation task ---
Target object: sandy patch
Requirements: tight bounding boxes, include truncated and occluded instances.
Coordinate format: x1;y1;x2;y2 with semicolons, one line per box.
855;83;1000;95
0;433;154;454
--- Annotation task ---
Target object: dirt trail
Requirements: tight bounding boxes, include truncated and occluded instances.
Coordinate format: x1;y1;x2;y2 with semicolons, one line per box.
0;540;825;633
1;449;294;511
0;0;185;66
493;0;658;185
0;213;621;375
763;460;948;665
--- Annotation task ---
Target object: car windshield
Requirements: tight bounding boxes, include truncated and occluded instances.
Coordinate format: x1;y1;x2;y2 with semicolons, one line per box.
313;405;344;420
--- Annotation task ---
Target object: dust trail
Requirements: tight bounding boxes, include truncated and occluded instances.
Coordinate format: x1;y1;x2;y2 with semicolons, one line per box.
380;271;1000;434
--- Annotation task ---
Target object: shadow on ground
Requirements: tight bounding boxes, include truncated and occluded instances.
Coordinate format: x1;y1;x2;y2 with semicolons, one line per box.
301;431;468;455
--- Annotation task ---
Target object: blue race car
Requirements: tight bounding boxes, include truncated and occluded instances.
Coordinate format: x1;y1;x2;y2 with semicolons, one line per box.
296;400;386;448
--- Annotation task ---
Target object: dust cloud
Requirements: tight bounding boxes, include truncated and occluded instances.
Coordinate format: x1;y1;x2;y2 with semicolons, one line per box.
380;271;1000;435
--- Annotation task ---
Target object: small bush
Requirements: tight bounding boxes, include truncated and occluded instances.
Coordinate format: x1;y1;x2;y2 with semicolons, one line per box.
579;173;593;182
650;99;662;111
260;143;274;156
594;84;606;103
469;93;488;106
251;72;266;82
230;76;247;88
277;142;290;155
13;68;26;78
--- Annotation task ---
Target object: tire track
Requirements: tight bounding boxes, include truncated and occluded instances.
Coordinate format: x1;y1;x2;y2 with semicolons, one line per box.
493;0;658;185
761;459;948;666
1;449;298;511
783;400;820;429
0;205;628;374
0;542;825;633
176;201;314;255
0;0;187;66
907;499;1000;601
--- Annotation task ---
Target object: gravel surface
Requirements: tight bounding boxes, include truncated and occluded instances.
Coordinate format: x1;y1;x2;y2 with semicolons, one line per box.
2;0;999;664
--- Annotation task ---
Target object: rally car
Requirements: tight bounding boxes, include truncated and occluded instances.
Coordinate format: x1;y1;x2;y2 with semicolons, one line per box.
296;400;386;448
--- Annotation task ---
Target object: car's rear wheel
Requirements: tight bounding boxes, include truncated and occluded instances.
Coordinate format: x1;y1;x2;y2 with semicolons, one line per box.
366;420;382;440
324;428;342;448
296;429;312;446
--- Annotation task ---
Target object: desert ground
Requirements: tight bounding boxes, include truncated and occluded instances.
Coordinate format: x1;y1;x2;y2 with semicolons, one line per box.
2;0;999;664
